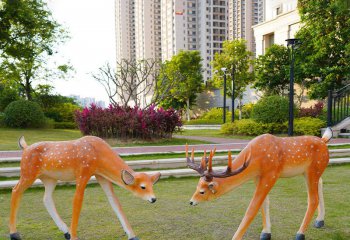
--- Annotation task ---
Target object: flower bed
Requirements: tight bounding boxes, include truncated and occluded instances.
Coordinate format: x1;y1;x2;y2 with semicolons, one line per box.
75;104;182;139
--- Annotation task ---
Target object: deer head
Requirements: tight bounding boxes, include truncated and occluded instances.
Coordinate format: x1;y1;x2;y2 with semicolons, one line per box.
186;145;250;205
121;170;161;203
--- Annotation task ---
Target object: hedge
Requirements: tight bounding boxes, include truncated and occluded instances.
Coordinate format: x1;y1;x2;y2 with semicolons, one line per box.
75;104;182;139
221;117;325;136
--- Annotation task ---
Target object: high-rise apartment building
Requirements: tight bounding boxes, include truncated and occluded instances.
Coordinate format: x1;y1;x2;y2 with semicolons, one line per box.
161;0;228;82
115;0;136;61
115;0;162;62
228;0;264;52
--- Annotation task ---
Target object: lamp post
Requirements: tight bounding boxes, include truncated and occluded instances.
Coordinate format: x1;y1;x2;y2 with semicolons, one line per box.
231;66;235;122
286;38;301;136
221;67;227;123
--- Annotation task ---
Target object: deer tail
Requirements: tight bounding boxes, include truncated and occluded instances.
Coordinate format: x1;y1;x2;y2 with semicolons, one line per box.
18;136;28;149
321;127;333;143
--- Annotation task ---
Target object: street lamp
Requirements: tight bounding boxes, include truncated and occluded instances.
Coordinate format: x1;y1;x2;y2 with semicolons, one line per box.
286;38;301;136
221;67;227;123
231;66;235;122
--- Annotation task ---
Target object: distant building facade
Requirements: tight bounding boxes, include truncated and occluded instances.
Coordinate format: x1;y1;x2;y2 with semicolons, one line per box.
228;0;264;53
70;95;106;108
252;0;300;56
115;0;162;62
161;0;228;82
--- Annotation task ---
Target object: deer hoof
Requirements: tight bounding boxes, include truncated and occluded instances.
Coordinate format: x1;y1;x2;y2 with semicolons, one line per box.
129;237;140;240
64;232;71;239
314;220;325;228
10;232;22;240
295;233;305;240
260;232;271;240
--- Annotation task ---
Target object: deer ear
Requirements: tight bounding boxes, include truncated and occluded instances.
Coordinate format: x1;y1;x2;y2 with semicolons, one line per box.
208;182;218;193
151;172;161;185
121;170;135;185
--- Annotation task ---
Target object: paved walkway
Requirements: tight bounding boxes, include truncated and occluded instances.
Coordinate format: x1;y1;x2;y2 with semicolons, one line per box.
1;136;349;159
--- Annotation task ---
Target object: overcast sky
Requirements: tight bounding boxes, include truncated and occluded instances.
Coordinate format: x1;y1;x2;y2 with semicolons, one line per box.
47;0;116;103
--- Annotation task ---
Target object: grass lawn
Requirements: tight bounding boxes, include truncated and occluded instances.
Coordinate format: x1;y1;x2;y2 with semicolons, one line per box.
178;129;254;140
0;128;211;151
0;164;349;240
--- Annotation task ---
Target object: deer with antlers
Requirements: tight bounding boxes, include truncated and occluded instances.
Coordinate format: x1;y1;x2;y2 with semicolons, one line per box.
9;136;161;240
186;128;333;240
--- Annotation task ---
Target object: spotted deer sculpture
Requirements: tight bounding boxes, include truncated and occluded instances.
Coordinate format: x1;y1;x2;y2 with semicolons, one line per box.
187;128;333;240
10;136;161;240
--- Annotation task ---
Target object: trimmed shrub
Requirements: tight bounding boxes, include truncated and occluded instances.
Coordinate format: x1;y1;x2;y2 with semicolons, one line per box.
221;119;287;136
54;121;77;129
251;95;291;123
294;117;326;136
4;100;46;128
299;102;324;118
201;107;233;121
75;104;182;139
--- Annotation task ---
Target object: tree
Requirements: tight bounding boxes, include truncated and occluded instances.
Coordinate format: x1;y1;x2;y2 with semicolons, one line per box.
0;82;19;111
253;44;290;96
33;84;80;122
93;59;172;108
157;50;203;121
0;0;71;100
296;0;350;99
211;39;253;119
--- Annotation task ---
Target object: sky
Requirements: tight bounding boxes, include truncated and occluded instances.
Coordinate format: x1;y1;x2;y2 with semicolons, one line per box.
47;0;116;103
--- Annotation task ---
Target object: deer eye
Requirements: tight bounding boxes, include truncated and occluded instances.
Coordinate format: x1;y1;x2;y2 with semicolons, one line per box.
200;190;205;195
141;185;146;190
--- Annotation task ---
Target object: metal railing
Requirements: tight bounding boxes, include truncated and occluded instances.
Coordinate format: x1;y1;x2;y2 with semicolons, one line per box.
327;83;350;126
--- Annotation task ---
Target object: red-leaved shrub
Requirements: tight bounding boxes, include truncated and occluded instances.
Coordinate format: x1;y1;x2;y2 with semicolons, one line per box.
298;102;324;118
75;104;182;139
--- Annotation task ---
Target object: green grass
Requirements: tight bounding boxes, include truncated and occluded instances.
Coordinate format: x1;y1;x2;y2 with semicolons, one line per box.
0;128;211;151
328;144;350;149
178;129;254;140
0;165;349;240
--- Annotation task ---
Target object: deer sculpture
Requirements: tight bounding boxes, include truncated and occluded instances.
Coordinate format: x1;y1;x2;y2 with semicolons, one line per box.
10;136;161;240
186;128;333;240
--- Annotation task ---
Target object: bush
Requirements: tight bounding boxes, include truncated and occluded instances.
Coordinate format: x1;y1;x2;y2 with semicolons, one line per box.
241;103;254;119
201;107;233;120
46;102;81;122
54;121;77;129
75;104;182;139
294;117;326;136
221;119;287;136
4;100;46;128
251;95;291;123
299;102;324;118
0;112;5;127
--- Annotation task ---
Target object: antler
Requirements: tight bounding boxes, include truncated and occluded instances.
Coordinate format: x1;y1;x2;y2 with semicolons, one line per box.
206;150;250;179
186;144;208;176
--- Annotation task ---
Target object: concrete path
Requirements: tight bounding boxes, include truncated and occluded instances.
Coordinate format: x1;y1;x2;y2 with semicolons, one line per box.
1;136;350;159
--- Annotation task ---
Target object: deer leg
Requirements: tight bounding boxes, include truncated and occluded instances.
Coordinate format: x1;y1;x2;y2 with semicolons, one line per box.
41;177;71;239
96;175;137;240
232;176;277;240
260;195;271;240
254;178;272;240
314;177;325;228
296;172;320;240
9;177;37;240
70;176;90;240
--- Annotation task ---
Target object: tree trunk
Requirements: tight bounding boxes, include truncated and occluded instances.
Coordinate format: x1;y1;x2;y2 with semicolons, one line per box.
25;78;32;101
186;98;190;121
238;98;242;120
